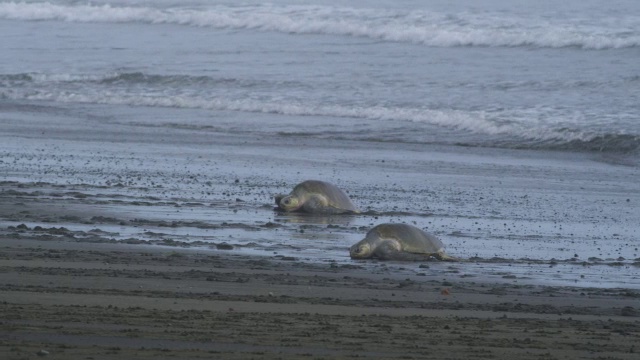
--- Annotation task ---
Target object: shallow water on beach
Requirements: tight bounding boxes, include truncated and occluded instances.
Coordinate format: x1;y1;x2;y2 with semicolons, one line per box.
1;110;638;289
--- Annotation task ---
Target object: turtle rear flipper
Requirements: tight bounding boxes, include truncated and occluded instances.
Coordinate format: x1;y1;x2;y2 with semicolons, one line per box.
435;252;461;262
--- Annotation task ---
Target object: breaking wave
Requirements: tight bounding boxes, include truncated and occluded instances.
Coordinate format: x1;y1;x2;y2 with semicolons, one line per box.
4;71;639;97
4;87;638;154
1;2;639;49
0;72;300;90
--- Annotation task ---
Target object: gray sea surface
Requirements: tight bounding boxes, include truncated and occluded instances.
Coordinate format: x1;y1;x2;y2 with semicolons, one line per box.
1;0;639;153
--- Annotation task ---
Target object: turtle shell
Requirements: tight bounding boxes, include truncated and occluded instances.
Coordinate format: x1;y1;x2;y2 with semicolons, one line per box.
291;180;358;212
368;223;445;255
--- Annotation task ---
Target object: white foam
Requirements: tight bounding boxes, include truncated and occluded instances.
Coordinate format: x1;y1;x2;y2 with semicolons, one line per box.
11;89;605;144
1;2;638;49
28;73;116;82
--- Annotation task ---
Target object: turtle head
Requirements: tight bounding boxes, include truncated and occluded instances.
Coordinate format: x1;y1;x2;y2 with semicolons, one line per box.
278;195;301;211
349;240;372;259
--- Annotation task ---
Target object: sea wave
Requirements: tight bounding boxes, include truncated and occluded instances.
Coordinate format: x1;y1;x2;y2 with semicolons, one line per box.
1;2;639;49
3;71;637;94
4;88;637;153
0;72;301;90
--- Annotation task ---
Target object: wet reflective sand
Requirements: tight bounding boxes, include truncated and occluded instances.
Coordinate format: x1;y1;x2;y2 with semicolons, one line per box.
1;111;639;358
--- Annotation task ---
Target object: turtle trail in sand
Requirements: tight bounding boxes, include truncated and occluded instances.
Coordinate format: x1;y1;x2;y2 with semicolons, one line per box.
350;223;459;261
274;180;360;214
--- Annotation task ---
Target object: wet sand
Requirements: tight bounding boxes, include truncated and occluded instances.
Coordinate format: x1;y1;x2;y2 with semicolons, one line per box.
1;235;639;360
1;106;640;358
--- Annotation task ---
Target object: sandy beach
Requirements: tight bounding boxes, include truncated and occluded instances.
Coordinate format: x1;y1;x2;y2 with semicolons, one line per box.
1;115;639;359
1;235;639;359
2;0;640;358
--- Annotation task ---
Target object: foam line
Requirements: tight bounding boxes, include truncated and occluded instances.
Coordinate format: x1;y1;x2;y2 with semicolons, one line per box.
1;2;638;49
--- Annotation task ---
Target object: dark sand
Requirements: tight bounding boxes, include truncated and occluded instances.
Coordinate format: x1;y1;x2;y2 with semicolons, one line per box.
1;235;639;360
1;109;640;359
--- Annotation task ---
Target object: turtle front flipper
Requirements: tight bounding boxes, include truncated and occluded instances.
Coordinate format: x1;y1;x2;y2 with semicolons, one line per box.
301;194;331;213
372;240;430;261
302;194;359;214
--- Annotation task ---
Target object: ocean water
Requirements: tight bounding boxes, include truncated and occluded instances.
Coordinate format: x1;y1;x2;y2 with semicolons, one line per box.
1;0;639;154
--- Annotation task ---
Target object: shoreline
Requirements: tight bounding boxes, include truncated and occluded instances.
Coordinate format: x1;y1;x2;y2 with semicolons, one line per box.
1;106;639;358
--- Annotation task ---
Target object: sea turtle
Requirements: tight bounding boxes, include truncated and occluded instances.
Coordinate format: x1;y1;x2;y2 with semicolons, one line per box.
274;180;359;214
350;223;458;261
